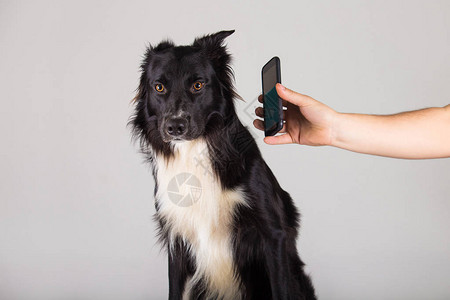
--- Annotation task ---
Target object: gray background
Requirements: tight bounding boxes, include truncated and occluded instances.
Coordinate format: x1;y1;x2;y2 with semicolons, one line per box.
1;0;449;299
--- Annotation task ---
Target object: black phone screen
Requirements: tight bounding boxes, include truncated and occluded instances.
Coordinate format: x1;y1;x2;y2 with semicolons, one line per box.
262;57;282;136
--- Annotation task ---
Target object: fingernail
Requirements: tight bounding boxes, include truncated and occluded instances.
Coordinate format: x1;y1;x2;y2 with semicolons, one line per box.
278;84;286;91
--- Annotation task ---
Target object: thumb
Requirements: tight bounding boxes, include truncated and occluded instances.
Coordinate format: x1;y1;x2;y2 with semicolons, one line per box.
276;83;314;107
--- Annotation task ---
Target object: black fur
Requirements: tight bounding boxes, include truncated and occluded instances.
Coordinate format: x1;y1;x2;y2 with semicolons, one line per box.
130;30;316;300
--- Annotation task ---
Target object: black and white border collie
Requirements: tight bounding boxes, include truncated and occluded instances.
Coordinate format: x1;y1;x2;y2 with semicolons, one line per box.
130;30;316;300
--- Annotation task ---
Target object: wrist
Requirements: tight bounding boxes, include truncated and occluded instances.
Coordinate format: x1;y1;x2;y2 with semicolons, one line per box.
329;111;344;148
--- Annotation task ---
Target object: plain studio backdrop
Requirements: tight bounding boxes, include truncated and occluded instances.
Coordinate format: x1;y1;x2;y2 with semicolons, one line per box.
1;1;449;299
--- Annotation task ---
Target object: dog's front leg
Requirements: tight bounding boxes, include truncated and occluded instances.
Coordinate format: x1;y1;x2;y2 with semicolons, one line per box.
264;229;290;300
168;241;190;300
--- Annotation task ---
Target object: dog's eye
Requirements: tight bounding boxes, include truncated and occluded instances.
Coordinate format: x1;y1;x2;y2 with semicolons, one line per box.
155;84;165;93
193;81;204;91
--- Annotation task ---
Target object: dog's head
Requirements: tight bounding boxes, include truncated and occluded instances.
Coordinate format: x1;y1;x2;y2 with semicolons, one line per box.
131;30;239;154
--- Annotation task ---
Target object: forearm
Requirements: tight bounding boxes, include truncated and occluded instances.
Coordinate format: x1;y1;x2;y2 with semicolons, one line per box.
331;105;450;159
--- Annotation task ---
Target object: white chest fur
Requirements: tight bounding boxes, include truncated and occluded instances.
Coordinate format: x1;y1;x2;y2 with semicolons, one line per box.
153;139;246;299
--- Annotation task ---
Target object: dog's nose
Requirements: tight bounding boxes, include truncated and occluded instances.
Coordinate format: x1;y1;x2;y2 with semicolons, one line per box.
165;117;188;137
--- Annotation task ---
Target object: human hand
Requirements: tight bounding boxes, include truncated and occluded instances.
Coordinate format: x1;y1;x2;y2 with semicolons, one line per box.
253;84;338;146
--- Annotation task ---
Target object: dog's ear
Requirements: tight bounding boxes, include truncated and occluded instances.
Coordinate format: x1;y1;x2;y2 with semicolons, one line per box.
152;40;175;52
193;30;235;47
193;30;242;101
132;40;174;103
192;30;235;65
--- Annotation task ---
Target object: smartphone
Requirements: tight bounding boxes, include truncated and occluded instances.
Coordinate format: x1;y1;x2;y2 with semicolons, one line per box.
261;56;283;136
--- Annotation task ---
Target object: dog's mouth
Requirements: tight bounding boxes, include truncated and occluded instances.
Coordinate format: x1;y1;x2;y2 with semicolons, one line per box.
162;133;202;143
170;138;185;143
162;136;183;143
161;132;199;143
